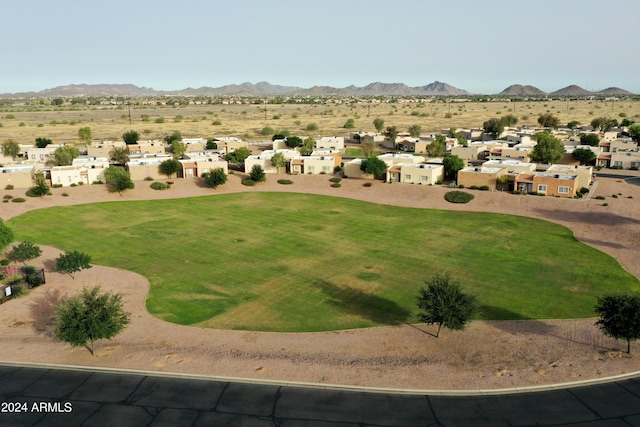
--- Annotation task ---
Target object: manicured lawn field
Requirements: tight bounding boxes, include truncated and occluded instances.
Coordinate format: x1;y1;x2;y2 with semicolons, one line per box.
8;192;639;331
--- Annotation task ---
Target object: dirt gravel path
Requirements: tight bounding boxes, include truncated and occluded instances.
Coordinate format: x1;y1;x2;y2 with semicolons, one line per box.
1;173;639;390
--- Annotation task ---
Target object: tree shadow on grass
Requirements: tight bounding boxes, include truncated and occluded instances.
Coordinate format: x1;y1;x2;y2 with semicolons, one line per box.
29;287;62;337
312;279;411;325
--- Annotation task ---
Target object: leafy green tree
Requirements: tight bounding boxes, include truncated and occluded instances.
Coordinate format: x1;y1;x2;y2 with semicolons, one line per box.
579;133;600;147
500;114;518;127
408;125;422;138
0;219;14;252
206;139;217;150
373;118;385;132
53;286;131;356
443;155;465;180
360;156;387;178
271;132;289;141
416;272;478;338
249;164;266;182
164;130;182;145
1;139;20;160
170;140;186;159
47;146;80;166
10;241;42;265
628;124;640;143
55;250;92;279
343;118;356;129
591;117;616;132
538;113;560;129
384;126;398;144
285;136;303;148
104;166;134;194
29;172;50;197
202;168;227;188
109;146;130;164
224;147;252;163
567;120;580;130
361;139;376;158
78;127;92;144
621;118;635;127
594;292;640;353
530;131;565;164
158;159;181;178
122;130;140;145
301;137;315;155
270;152;286;172
35;137;52;148
483;118;504;139
572;147;596;165
427;134;446;157
456;134;468;146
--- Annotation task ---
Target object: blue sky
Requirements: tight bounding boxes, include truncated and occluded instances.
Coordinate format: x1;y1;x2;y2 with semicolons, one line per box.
1;0;638;94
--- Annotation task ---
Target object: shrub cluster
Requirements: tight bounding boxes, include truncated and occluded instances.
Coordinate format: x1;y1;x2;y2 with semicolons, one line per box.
241;179;256;186
444;191;475;204
329;177;341;183
150;182;170;190
277;179;293;185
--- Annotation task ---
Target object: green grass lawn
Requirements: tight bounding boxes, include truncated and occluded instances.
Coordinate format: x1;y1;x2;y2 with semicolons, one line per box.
8;192;639;331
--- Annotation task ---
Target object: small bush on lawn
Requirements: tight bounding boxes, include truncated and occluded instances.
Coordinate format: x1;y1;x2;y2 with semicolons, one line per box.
479;185;490;191
242;179;256;186
150;182;170;190
444;191;475;204
277;179;293;185
11;198;26;203
331;183;341;188
329;177;341;183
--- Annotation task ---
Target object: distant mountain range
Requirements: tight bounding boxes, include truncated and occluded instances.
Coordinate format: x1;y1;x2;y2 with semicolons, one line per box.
1;82;635;97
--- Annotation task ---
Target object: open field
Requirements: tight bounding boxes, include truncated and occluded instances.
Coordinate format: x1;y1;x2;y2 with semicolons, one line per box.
7;192;639;332
2;98;640;145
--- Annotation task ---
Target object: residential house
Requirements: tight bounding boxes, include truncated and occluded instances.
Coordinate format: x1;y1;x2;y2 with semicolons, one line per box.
482;159;536;174
244;154;280;174
451;142;489;161
126;155;173;180
214;137;249;155
377;153;424;165
25;145;60;164
458;129;484;142
315;136;345;151
545;164;593;189
396;137;429;154
515;172;578;198
609;138;638;153
182;138;207;152
87;141;126;158
127;140;166;156
311;150;342;168
386;163;444;185
457;166;507;190
50;157;110;186
610;149;640;170
179;152;228;178
0;165;34;189
491;143;536;162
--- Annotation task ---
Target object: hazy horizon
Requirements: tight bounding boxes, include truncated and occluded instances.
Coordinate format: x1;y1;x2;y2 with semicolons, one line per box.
2;0;638;94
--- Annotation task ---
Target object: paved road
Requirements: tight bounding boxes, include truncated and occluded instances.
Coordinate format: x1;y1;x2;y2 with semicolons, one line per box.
1;364;639;426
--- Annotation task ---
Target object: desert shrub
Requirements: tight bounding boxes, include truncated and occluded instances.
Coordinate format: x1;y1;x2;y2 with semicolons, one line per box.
10;284;29;298
277;179;293;185
92;180;104;185
1;259;9;266
444;191;475;204
144;176;153;181
603;202;609;206
469;185;478;190
612;194;618;198
52;184;63;188
26;274;43;288
334;166;342;173
363;182;372;187
150;182;170;190
62;193;69;197
11;198;26;203
4;185;14;190
436;180;443;185
330;183;341;188
229;171;235;174
21;265;36;275
595;195;605;200
241;179;256;186
479;185;490;191
329;177;342;183
458;184;464;189
212;120;222;125
3;195;12;200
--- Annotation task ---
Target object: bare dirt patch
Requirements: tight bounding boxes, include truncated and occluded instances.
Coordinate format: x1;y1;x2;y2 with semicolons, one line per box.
1;173;639;390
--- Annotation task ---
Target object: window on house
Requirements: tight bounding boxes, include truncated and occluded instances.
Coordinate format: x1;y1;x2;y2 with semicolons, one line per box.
322;166;330;171
537;184;547;193
405;174;411;180
558;186;570;194
420;175;428;182
614;161;622;167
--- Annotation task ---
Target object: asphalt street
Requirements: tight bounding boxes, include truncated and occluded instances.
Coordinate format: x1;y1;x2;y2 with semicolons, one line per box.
1;364;640;426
